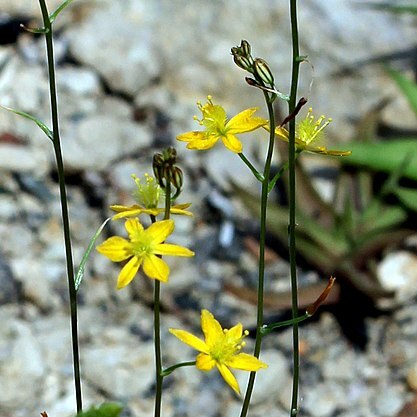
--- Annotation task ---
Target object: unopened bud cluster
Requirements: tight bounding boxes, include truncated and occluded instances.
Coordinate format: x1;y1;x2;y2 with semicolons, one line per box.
231;40;274;87
153;147;183;198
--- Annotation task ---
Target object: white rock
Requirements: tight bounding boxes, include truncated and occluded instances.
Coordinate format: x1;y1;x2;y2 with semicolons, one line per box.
0;321;46;410
237;349;290;405
82;331;154;398
302;382;347;417
377;251;417;303
372;384;405;417
62;114;152;170
67;2;160;96
10;257;61;310
57;66;101;96
0;144;49;173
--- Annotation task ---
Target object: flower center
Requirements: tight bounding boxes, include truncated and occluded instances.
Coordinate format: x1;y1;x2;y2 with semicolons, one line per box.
296;107;332;146
132;173;163;208
209;329;248;363
194;96;229;139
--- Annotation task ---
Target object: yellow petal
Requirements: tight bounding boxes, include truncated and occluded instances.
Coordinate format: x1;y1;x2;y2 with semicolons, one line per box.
227;353;268;371
111;208;144;220
125;218;144;240
216;363;240;395
305;145;352;156
186;136;218;150
145;219;174;244
153;243;194;257
274;126;290;142
221;133;243;153
201;310;224;347
169;329;209;354
225;322;243;340
196;352;216;371
176;131;206;143
142;254;170;282
227;108;267;134
96;237;132;261
117;256;141;289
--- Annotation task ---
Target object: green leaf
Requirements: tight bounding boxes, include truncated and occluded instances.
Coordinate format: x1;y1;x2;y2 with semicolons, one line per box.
75;217;112;291
75;403;123;417
365;3;417;15
340;139;417;181
0;105;53;141
359;200;407;239
50;0;76;24
394;187;417;212
385;67;417;118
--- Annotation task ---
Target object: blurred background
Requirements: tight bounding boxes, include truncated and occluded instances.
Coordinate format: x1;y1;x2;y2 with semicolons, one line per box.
0;1;416;416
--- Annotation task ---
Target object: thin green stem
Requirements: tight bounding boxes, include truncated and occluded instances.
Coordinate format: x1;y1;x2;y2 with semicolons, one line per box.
239;92;276;417
161;361;196;377
154;180;172;417
238;153;264;182
288;1;301;415
38;0;82;413
261;313;309;336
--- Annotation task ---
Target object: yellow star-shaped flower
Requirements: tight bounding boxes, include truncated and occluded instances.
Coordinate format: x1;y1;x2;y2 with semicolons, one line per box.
177;96;267;153
170;309;267;395
96;218;194;288
110;174;192;220
273;108;351;156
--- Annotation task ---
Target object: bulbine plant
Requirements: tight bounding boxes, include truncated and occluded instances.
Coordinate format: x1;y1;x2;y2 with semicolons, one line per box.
3;1;352;417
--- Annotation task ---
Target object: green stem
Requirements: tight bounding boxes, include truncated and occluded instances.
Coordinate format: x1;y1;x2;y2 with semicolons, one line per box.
38;1;82;413
161;361;196;377
154;180;172;417
261;313;308;336
288;1;301;415
239;92;276;417
238;153;264;182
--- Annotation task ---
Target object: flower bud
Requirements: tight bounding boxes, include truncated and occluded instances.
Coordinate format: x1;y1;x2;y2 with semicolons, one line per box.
254;58;274;86
240;40;251;58
233;55;254;73
170;166;183;190
231;40;254;73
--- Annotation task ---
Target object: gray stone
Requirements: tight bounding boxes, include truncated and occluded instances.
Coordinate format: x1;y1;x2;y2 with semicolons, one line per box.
62;114;152;170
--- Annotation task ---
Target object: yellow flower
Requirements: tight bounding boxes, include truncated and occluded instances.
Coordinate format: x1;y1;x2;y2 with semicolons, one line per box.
110;174;192;220
96;218;194;288
177;96;267;153
274;108;351;156
169;309;267;395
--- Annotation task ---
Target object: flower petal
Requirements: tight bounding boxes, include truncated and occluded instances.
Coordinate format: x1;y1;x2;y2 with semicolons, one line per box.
96;237;132;261
201;310;223;347
146;219;174;244
111;207;144;220
142;254;170;282
221;133;243;153
216;363;240;395
225;322;243;340
186;135;218;151
153;243;194;257
196;352;216;371
125;218;144;241
117;256;141;289
227;353;268;371
227;108;267;134
169;329;209;354
176;131;206;143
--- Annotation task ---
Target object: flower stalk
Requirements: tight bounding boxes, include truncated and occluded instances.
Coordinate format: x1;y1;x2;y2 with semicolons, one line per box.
288;0;302;415
38;0;82;413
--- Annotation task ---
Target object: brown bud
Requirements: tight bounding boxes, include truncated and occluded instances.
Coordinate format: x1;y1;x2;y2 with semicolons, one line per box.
170;166;183;190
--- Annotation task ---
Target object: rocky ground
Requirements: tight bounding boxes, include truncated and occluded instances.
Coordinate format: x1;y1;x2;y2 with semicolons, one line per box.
0;1;417;416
